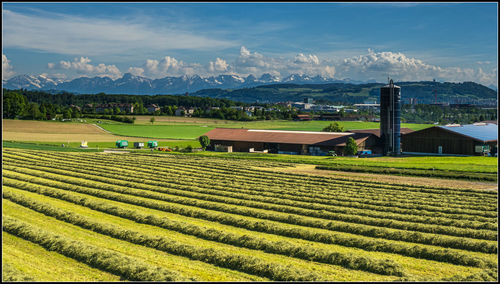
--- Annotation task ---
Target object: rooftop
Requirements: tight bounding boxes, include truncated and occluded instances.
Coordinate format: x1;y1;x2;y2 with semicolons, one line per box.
350;128;415;137
204;128;374;147
438;123;497;142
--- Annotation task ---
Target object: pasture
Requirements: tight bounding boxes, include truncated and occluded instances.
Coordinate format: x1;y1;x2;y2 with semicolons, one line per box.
132;116;431;131
3;118;431;141
2;148;497;281
99;117;431;140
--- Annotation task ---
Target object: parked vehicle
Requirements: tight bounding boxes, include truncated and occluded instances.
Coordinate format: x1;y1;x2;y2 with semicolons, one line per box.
328;150;337;156
148;141;158;148
115;140;128;148
357;150;372;156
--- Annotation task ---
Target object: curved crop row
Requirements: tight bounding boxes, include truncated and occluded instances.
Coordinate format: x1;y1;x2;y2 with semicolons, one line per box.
3;176;496;268
44;158;496;236
3;189;404;277
19;152;495;212
2;216;186;281
2;192;322;281
8;158;494;240
4;159;496;225
6;151;495;213
3;168;497;253
128;152;498;196
9;150;495;202
4;168;497;253
21;150;498;202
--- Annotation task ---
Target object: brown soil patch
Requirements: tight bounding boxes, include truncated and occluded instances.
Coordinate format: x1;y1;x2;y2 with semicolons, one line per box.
2;120;182;142
3;120;105;134
258;164;498;191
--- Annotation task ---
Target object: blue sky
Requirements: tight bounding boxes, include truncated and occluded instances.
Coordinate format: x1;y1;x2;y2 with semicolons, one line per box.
2;2;498;87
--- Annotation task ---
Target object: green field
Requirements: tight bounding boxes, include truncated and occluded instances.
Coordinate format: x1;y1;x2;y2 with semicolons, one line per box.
99;124;213;139
2;140;201;150
2;148;498;281
99;120;431;140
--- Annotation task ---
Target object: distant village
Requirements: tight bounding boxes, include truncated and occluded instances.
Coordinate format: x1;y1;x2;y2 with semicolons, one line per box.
81;98;379;120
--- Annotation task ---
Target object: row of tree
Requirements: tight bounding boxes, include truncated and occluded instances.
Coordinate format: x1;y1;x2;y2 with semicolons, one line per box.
3;88;497;124
3;89;299;121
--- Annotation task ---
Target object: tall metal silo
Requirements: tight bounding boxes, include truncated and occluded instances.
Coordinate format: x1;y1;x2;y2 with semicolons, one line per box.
380;79;401;156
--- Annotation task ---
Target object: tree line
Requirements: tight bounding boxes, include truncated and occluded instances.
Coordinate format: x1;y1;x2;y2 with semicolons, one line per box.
2;89;298;121
3;88;496;124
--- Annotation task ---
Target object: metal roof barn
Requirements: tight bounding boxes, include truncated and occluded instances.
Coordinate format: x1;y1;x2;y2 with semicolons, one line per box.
402;123;497;155
437;123;497;142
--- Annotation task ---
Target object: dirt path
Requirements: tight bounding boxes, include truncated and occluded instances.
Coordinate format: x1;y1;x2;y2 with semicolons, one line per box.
257;164;498;191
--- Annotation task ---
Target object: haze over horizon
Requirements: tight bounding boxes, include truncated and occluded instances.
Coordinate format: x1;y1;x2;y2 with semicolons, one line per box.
2;2;498;88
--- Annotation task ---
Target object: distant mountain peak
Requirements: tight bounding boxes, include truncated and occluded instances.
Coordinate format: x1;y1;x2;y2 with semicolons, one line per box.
4;73;495;99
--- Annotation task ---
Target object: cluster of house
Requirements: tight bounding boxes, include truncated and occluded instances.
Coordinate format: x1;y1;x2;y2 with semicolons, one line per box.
81;103;160;114
276;98;377;114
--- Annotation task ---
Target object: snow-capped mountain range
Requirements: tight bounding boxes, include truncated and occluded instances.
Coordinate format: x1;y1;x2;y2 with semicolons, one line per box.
2;73;376;95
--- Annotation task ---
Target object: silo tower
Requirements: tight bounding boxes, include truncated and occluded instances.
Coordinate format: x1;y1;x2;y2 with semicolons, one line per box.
380;79;401;156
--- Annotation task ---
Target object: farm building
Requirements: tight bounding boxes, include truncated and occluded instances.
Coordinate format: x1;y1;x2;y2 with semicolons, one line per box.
175;107;195;117
350;128;415;137
204;128;380;155
146;104;160;113
294;114;312;121
402;123;498;156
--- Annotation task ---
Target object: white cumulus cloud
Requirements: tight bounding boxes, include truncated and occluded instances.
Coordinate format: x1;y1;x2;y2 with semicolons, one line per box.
48;57;122;79
294;53;320;65
129;55;206;79
2;54;16;80
37;47;497;87
336;49;498;86
209;58;229;72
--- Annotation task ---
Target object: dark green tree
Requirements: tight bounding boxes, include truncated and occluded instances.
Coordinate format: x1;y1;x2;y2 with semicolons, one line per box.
198;135;210;150
322;122;344;132
3;91;28;118
63;108;72;119
343;137;358;156
25;103;44;120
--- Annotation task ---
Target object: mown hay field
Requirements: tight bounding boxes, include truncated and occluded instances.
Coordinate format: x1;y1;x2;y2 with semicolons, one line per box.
2;148;497;281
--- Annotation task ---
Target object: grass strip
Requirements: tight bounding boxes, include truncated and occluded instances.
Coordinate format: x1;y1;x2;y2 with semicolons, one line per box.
2;263;35;282
316;165;497;182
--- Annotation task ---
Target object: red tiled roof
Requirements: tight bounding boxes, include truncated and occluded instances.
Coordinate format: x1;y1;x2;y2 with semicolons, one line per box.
204;128;374;146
